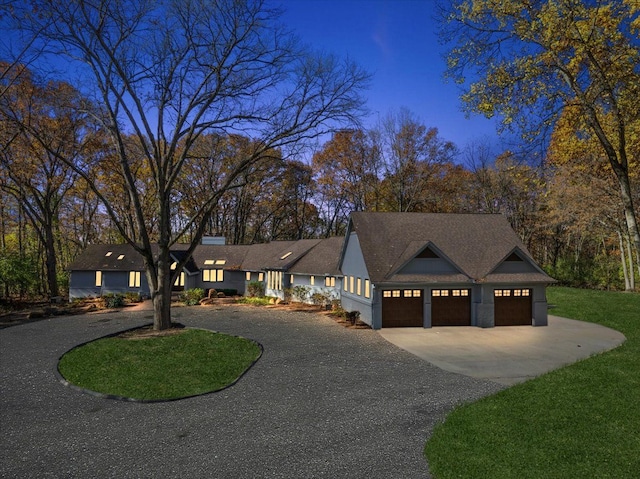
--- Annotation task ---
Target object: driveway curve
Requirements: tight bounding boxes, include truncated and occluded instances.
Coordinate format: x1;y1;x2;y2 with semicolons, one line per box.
0;306;502;479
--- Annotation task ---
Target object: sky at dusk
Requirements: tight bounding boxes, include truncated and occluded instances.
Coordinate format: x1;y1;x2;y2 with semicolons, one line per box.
278;0;499;149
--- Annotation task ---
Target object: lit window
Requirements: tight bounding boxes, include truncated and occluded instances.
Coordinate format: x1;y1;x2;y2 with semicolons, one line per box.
461;290;469;297
215;260;226;265
453;290;461;296
383;291;392;298
392;290;400;298
413;290;421;297
291;274;294;284
310;276;315;286
245;272;251;281
344;278;348;291
523;289;531;296
174;272;184;287
203;269;223;282
204;260;215;265
364;280;371;298
432;290;440;297
403;290;412;297
514;289;522;297
95;271;102;287
128;271;140;288
280;252;292;260
503;290;511;296
117;254;125;260
495;290;502;297
170;262;177;270
357;278;362;295
349;276;354;293
258;272;264;282
105;251;112;257
442;290;449;297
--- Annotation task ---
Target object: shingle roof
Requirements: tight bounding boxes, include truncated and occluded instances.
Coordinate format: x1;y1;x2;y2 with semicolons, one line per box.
288;237;344;276
349;212;554;284
241;239;322;271
67;244;146;271
190;244;251;271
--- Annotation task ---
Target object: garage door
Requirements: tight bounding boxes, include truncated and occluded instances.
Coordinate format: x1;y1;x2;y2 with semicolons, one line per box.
431;289;471;326
382;290;423;327
494;289;532;326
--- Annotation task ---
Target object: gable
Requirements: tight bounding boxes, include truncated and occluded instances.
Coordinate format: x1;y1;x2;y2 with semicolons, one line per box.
491;249;542;275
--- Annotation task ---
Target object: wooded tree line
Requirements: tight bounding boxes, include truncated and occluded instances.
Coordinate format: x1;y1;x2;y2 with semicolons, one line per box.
1;69;638;297
0;0;638;326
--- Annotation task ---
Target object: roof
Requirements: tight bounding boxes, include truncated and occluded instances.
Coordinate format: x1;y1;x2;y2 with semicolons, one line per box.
190;244;251;271
348;212;554;284
67;243;146;271
241;239;322;271
288;237;344;276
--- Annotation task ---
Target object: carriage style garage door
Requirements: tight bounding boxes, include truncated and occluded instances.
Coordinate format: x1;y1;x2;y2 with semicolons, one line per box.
494;289;532;326
431;289;471;326
382;290;423;327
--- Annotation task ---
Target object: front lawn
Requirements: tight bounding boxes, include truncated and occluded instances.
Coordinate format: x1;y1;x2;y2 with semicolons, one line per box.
425;287;640;478
58;328;262;401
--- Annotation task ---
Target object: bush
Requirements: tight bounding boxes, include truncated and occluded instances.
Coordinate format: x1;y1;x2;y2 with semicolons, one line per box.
124;292;143;303
291;285;310;302
102;293;125;308
311;289;333;307
236;296;271;306
179;288;205;306
247;281;265;298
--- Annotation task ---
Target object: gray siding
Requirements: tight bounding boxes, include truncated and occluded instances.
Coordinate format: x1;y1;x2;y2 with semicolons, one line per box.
69;270;150;299
340;233;374;324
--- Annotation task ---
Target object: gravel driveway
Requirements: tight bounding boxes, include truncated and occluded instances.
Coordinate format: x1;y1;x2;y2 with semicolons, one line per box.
0;305;502;478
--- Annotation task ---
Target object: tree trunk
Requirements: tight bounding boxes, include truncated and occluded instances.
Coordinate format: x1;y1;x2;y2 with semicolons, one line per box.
44;222;59;298
151;263;173;331
618;230;631;291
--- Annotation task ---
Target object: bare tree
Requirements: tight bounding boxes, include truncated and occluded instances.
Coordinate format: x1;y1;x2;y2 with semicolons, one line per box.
8;0;368;329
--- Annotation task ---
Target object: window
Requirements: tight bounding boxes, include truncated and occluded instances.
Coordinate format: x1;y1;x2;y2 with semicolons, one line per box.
495;288;531;297
364;279;370;298
174;272;185;287
203;269;224;282
349;276;355;294
325;276;335;287
344;277;348;291
245;272;251;281
280;252;292;260
310;275;315;286
204;260;215;265
105;251;112;257
290;274;294;284
117;254;125;260
267;271;282;290
95;271;102;287
128;271;140;288
357;278;362;295
258;272;264;282
215;260;226;265
392;290;400;297
383;290;391;298
413;290;422;297
170;262;177;270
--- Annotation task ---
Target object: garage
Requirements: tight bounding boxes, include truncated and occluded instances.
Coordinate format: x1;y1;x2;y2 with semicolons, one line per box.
382;289;423;327
494;289;532;326
431;289;471;326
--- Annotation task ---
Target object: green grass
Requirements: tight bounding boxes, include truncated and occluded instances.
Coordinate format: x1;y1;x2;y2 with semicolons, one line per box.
58;328;261;401
425;287;640;479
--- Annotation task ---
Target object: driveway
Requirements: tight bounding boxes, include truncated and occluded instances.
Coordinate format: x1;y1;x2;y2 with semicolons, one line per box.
379;315;626;385
0;306;502;479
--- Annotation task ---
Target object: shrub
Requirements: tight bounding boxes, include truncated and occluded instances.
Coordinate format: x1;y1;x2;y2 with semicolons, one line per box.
291;285;310;302
124;292;143;303
236;296;271;306
102;293;125;308
283;288;292;303
179;288;205;306
247;281;265;298
311;289;333;307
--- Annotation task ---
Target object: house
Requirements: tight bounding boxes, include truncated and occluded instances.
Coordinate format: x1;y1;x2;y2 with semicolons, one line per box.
68;213;554;329
338;212;554;329
68;243;151;298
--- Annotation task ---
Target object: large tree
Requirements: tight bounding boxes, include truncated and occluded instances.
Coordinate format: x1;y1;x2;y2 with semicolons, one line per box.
4;0;368;329
441;0;640;262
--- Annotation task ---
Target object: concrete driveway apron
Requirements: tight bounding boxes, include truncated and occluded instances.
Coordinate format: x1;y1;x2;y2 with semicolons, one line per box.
0;306;503;479
378;315;626;385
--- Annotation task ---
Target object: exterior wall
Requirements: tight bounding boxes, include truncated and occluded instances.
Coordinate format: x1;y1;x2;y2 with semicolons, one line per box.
289;274;341;305
197;270;246;295
69;270;151;299
532;284;549;326
399;258;458;275
340;232;374;324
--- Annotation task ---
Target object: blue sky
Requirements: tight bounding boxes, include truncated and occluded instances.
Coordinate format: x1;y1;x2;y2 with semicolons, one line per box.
279;0;499;149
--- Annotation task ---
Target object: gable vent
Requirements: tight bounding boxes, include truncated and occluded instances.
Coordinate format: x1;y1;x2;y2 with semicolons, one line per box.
505;253;523;262
416;246;439;259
